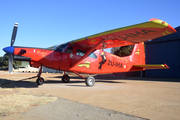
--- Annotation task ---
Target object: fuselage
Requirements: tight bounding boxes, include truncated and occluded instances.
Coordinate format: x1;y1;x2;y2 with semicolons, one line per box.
4;42;145;74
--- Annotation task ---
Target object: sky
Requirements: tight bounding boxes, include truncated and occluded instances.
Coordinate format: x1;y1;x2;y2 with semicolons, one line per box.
0;0;180;56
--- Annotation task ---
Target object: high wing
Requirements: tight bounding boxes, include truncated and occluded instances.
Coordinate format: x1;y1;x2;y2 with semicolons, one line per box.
70;18;176;50
70;18;176;68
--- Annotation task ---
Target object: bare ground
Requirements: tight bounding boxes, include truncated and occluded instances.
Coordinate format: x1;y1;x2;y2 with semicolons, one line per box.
0;74;57;117
0;71;180;120
0;72;145;120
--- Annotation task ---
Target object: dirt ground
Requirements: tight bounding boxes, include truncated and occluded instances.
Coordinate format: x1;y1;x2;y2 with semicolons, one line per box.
0;72;57;117
0;71;180;120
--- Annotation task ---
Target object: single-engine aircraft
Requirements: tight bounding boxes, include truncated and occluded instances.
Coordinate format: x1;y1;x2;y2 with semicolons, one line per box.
3;18;177;86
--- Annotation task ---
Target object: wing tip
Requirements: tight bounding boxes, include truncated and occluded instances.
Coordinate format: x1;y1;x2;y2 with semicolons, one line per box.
149;18;176;33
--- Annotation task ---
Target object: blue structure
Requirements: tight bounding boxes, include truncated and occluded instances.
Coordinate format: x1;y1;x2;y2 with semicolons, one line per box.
145;26;180;78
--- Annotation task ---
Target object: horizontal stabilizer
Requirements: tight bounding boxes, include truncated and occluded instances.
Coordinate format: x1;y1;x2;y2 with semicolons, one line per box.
134;64;169;70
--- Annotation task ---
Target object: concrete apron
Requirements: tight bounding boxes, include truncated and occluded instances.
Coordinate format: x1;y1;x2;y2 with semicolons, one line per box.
30;75;180;120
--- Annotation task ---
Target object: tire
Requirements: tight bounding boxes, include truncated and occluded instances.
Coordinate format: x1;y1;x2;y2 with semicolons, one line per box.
62;74;70;83
85;76;95;87
36;77;44;85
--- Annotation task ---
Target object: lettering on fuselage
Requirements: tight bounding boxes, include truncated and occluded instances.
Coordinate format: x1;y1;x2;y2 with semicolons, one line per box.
108;60;123;68
37;51;48;57
117;29;156;40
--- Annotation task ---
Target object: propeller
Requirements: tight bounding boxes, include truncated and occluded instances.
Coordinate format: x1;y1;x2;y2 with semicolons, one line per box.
3;23;18;73
11;23;18;46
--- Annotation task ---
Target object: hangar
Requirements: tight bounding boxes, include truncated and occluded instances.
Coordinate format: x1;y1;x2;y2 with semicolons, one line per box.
145;26;180;78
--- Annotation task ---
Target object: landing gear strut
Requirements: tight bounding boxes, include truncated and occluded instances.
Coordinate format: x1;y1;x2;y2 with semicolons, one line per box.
36;65;44;85
62;71;70;83
72;71;95;87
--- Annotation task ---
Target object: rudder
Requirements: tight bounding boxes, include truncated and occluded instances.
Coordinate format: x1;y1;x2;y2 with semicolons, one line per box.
130;42;145;65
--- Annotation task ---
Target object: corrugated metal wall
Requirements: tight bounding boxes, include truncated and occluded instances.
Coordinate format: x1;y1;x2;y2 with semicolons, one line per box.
145;26;180;78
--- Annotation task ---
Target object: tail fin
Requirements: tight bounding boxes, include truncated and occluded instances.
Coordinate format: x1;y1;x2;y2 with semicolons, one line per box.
130;42;145;65
131;43;169;70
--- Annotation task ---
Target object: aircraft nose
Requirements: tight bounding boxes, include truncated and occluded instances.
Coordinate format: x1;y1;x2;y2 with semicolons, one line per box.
3;46;14;54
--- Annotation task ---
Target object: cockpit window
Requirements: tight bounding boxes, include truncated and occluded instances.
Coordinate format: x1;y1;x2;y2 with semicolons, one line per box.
53;43;68;52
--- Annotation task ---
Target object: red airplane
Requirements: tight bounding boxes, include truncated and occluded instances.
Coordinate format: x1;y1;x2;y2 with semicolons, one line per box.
3;18;176;86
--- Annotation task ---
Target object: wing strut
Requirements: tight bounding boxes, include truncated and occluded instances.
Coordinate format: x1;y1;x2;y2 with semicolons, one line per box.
71;39;103;68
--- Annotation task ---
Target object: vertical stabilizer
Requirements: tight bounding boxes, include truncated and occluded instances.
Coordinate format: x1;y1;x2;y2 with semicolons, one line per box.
130;42;145;65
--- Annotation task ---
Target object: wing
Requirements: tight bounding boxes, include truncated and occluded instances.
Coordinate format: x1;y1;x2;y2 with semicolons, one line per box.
70;18;176;50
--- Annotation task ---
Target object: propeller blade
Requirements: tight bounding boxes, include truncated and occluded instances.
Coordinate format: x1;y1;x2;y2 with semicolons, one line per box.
8;54;13;74
11;23;18;46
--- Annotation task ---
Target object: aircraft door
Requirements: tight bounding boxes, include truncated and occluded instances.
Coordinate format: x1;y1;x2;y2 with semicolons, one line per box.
72;49;86;65
61;46;74;69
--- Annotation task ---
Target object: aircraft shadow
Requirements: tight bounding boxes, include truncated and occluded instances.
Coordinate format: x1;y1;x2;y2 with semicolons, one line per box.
50;74;180;82
17;76;38;82
0;78;38;88
0;79;124;89
51;75;126;80
48;75;125;84
13;81;38;88
94;75;180;82
45;80;124;84
50;76;84;79
65;80;126;87
5;75;176;89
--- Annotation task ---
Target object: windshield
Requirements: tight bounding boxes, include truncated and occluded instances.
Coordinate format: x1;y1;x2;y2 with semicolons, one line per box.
49;43;68;52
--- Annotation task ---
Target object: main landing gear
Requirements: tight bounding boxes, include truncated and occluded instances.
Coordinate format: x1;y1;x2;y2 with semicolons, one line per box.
35;67;95;87
72;71;96;87
61;71;95;86
62;72;95;86
85;76;95;86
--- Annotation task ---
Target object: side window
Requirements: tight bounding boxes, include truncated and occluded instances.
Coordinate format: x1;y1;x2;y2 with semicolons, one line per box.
65;46;73;54
89;52;97;59
76;49;86;56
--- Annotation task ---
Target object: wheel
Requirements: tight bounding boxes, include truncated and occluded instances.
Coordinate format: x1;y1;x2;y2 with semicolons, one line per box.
36;77;44;85
85;76;95;87
62;74;70;83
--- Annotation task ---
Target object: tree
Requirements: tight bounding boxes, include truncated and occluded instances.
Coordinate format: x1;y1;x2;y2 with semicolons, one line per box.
0;57;3;67
111;45;134;57
0;54;22;69
13;60;22;68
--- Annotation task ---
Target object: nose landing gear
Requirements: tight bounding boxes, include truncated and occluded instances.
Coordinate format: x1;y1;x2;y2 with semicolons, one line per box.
36;65;44;85
62;71;70;83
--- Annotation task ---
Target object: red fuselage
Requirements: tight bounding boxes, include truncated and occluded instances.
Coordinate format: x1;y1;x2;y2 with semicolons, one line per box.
13;42;145;74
